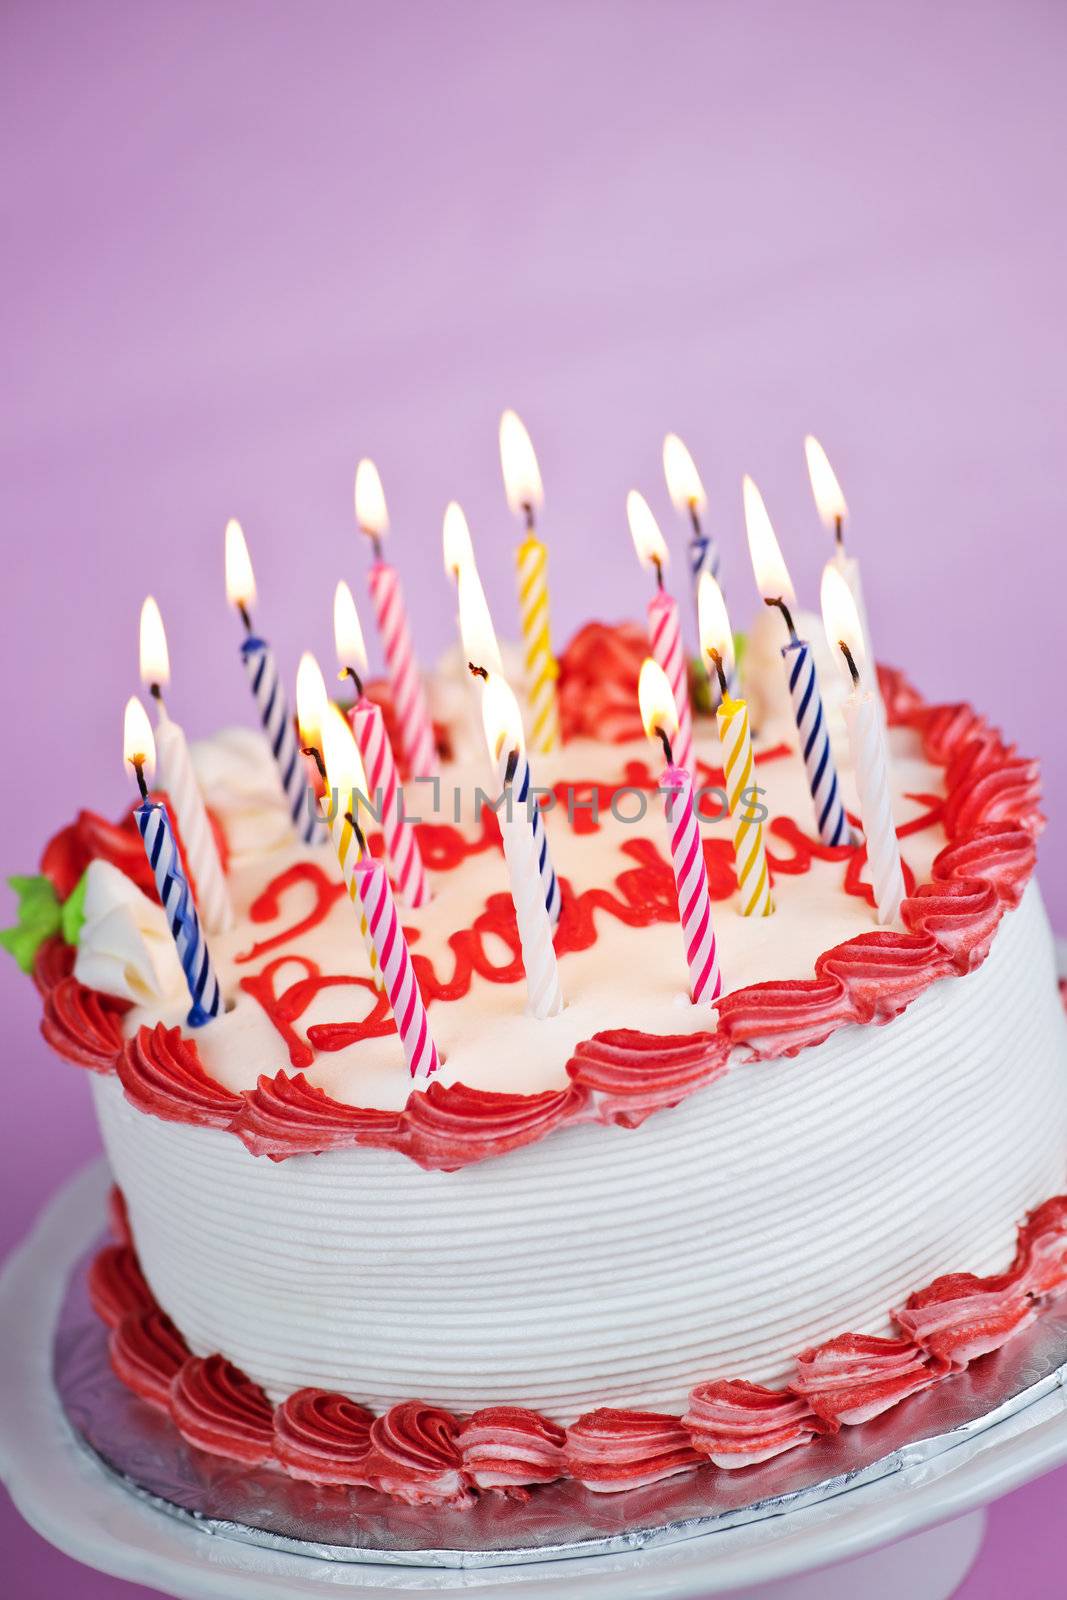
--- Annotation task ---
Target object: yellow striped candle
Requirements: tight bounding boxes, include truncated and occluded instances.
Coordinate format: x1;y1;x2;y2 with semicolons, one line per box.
500;410;560;753
699;573;774;918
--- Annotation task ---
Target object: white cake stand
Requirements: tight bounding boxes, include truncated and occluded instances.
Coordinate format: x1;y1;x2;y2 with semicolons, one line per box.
5;1161;1067;1599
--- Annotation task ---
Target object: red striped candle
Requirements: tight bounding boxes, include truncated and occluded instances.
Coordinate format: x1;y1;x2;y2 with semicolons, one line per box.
335;579;430;910
638;659;721;1005
352;853;440;1080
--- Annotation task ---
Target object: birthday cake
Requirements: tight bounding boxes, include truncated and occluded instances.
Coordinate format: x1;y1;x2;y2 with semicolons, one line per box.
7;432;1067;1505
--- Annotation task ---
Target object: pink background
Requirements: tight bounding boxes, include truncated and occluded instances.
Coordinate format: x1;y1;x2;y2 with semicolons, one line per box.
3;2;1066;1594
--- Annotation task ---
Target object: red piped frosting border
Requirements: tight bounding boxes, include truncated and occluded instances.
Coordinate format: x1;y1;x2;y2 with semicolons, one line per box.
90;1179;1067;1502
32;663;1046;1171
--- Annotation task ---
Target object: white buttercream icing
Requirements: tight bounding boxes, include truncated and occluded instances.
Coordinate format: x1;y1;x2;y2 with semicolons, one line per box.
189;727;295;866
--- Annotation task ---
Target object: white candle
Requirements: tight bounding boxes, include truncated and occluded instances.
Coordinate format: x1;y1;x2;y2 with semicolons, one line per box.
138;597;234;932
805;435;877;683
820;566;904;925
482;675;563;1020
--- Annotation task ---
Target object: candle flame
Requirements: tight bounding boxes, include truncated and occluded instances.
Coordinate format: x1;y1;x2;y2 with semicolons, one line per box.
805;435;848;531
442;500;475;580
662;434;707;515
333;580;368;674
354;458;389;538
457;562;503;674
697;571;736;676
139;595;170;688
295;651;330;750
626;490;669;572
123;695;156;784
638;657;679;744
481;673;526;766
742;475;795;602
224;518;256;610
499;410;543;517
320;702;367;799
820;564;867;680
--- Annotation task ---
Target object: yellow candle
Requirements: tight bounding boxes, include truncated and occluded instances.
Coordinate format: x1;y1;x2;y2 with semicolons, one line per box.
500;410;560;753
699;573;774;918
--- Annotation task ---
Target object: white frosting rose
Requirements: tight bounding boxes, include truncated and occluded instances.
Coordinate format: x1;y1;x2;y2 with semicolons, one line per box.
73;859;186;1005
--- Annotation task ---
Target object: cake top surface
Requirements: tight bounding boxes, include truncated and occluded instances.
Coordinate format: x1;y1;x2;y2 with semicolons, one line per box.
13;616;1044;1169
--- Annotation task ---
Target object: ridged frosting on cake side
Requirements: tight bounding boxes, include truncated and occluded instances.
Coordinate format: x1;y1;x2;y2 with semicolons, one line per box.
92;880;1067;1424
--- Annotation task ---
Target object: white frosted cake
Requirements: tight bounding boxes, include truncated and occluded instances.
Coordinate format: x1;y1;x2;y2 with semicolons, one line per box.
16;618;1067;1500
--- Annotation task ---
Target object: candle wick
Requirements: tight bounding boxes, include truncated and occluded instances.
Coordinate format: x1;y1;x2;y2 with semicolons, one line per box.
338;664;364;699
129;756;150;802
300;743;327;780
835;514;845;551
370;533;383;562
149;682;166;708
688;503;702;539
708;647;729;697
764;595;798;641
504;747;520;786
656;725;674;767
468;661;489;681
344;808;367;854
652;555;665;591
522;502;536;534
839;641;861;686
237;601;253;633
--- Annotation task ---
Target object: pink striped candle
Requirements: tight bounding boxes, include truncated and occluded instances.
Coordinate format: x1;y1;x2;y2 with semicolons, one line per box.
350;696;429;908
647;588;694;777
639;659;722;1006
335;578;430;910
352;852;440;1081
355;459;438;781
627;490;695;775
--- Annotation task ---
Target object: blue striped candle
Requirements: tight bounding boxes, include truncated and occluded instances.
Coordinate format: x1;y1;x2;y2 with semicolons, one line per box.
781;637;857;848
135;797;222;1026
511;746;561;926
241;635;325;845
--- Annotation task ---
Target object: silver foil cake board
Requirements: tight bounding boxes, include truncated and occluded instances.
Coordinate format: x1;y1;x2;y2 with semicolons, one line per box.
54;1237;1067;1570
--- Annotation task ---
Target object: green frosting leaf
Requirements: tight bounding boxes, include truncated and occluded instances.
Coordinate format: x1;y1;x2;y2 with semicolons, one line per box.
61;870;90;947
0;874;63;974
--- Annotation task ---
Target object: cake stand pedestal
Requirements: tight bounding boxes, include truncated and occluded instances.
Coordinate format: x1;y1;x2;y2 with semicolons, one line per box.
5;1162;1067;1599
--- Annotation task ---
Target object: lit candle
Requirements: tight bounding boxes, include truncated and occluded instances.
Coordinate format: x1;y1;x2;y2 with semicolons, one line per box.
699;575;774;917
296;665;383;991
123;696;221;1027
139;598;234;932
662;431;733;688
482;675;564;1020
320;707;439;1077
459;574;561;926
627;489;695;775
355;458;438;781
805;435;876;672
224;519;325;846
499;410;560;753
638;659;722;1004
820;567;904;925
333;580;429;908
741;477;857;848
443;501;504;674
